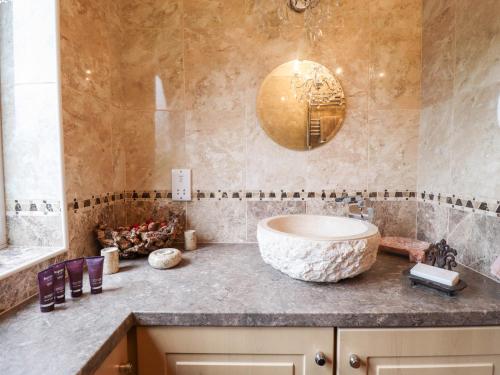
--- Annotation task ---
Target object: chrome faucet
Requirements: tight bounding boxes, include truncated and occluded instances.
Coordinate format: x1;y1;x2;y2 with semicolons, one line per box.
344;196;374;222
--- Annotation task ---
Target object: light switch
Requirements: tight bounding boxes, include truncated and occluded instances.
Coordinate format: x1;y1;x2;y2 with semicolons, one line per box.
171;169;191;201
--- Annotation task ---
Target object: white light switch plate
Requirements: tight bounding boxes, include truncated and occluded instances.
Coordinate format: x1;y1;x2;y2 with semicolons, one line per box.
172;169;191;201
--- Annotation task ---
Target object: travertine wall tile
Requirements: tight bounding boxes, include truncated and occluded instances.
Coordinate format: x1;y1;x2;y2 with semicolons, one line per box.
59;1;114;102
186;110;245;191
113;201;127;228
111;109;127;193
120;27;184;111
369;0;422;110
450;83;500;200
368;110;419;191
306;110;368;192
448;210;500;279
67;205;116;259
416;202;449;244
121;0;182;30
454;0;500;94
247;201;306;242
422;0;455;107
245;108;307;191
417;100;452;194
368;200;417;238
124;110;186;191
187;200;246;243
62;88;114;199
305;200;346;217
184;27;251;113
184;0;248;30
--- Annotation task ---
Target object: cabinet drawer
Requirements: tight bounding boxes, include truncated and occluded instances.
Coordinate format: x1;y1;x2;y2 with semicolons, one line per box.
337;327;500;375
137;327;334;375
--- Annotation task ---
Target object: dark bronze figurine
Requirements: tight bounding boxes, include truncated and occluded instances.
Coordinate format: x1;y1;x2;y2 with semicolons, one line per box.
427;239;458;270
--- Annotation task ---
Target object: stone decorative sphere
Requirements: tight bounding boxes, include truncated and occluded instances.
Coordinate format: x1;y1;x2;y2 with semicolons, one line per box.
148;248;182;269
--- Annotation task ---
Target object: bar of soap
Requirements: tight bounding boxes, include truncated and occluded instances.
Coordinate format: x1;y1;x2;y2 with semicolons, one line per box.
410;263;459;286
148;248;182;269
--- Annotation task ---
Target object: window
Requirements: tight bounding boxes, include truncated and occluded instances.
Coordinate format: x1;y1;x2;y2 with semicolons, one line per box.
0;0;65;252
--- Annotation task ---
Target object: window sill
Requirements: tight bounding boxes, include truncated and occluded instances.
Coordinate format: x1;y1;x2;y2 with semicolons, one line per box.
0;246;67;280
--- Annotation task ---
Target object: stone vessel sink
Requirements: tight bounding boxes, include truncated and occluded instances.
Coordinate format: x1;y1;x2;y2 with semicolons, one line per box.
257;215;380;282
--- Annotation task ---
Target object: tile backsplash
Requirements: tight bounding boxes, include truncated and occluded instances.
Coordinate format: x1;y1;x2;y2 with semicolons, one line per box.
67;188;421;244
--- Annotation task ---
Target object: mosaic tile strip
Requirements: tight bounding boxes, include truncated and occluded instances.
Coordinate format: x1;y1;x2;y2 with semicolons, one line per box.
5;199;62;216
68;192;126;213
68;189;499;217
418;191;500;217
69;189;416;210
190;189;417;202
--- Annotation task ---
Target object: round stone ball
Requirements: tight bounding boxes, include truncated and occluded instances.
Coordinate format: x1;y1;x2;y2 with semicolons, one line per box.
148;248;182;269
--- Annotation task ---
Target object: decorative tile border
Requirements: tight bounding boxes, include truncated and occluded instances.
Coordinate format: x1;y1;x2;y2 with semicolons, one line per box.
66;189;500;217
5;199;62;216
5;192;495;227
68;189;416;211
418;191;500;217
64;189;500;217
190;189;417;202
68;192;126;213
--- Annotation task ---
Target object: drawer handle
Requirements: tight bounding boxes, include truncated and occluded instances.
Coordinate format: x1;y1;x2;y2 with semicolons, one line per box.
116;362;135;375
315;351;326;366
349;354;361;369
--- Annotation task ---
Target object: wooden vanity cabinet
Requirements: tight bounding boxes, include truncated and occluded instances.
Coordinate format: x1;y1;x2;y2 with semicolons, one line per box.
136;327;334;375
337;327;500;375
97;326;500;375
94;333;133;375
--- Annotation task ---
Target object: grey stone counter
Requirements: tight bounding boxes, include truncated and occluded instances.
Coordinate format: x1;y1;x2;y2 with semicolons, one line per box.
0;244;499;375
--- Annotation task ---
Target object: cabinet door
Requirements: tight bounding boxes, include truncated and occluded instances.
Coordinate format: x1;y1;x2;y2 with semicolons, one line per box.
337;327;500;375
94;334;130;375
137;327;334;375
175;358;293;375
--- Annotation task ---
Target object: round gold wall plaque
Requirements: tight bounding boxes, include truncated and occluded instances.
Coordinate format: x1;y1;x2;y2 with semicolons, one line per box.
257;60;346;151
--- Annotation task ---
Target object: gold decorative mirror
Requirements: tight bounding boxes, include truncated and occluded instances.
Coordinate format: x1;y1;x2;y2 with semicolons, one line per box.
257;60;346;151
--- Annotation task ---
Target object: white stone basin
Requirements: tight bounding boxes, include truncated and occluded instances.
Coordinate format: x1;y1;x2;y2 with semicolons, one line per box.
257;215;380;282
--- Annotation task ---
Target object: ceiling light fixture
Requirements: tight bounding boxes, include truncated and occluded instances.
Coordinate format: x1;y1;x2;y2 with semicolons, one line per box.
288;0;321;13
272;0;341;43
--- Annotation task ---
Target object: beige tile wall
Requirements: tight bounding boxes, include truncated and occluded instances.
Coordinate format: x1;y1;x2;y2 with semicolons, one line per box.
118;0;421;193
60;0;125;257
418;0;500;201
417;0;500;281
112;0;421;242
60;1;423;251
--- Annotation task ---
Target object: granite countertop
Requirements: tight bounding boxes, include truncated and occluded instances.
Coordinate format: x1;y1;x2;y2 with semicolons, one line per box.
0;244;499;375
